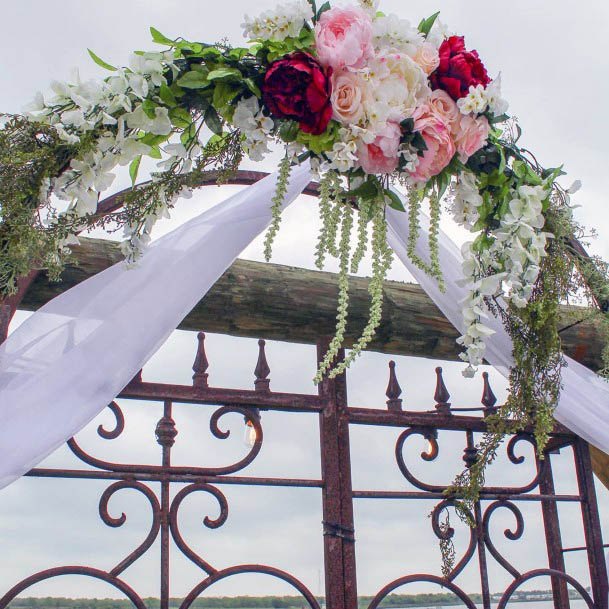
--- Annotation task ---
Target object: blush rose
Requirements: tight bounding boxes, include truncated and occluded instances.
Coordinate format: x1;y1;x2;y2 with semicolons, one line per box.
409;112;456;182
331;70;367;125
455;114;490;162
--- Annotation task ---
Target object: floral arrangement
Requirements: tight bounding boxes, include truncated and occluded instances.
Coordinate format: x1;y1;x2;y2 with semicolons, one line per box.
1;0;608;535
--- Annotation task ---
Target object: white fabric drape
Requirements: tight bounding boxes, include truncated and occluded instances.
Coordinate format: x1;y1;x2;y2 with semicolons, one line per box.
1;166;609;491
0;165;312;489
386;198;609;452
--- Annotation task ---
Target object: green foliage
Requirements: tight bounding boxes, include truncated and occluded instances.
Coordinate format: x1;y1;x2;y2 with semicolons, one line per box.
418;11;440;37
263;154;293;262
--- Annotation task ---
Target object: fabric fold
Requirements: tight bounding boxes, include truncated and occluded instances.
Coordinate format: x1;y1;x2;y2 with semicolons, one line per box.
386;197;609;455
0;164;312;489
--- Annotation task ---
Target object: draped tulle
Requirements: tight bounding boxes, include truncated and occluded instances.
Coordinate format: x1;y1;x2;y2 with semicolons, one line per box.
1;167;608;491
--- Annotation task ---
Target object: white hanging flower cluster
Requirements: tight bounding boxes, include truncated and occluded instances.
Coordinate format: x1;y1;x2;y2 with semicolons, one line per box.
453;175;551;376
242;0;314;42
25;51;179;255
232;97;274;161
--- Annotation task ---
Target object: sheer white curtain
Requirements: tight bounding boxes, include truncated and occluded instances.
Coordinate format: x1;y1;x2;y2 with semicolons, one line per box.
1;167;609;491
0;165;312;489
386;198;609;452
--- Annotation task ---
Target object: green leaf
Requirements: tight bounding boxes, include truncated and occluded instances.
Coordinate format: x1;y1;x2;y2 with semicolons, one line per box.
150;27;175;46
307;0;318;20
205;106;223;135
129;156;142;186
384;189;405;212
141;99;158;119
159;83;177;107
213;82;240;118
348;178;381;201
418;11;440;37
279;120;299;143
87;49;117;71
228;47;250;61
177;71;211;89
245;78;261;97
207;67;243;82
148;145;162;160
169;106;192;128
180;123;197;147
139;132;171;146
317;1;331;19
489;113;509;125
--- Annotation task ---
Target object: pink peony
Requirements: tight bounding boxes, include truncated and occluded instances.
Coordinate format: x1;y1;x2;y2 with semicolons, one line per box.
428;89;460;134
410;112;456;182
357;121;401;174
315;7;373;70
455;114;490;162
331;69;367;124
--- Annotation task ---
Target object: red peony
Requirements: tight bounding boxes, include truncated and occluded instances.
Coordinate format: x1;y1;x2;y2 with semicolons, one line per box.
430;36;490;101
263;52;333;136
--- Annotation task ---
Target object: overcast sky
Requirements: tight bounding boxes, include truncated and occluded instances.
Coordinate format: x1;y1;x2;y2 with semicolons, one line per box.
1;0;609;604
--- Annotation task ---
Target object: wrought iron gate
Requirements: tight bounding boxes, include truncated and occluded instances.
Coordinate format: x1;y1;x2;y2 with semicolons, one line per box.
0;332;607;609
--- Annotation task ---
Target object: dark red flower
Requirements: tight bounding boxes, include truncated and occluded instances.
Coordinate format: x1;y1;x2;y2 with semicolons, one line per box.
263;52;333;136
430;36;490;100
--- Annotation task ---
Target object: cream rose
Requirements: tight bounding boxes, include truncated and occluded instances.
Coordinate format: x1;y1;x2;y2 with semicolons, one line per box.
413;42;440;75
331;70;367;125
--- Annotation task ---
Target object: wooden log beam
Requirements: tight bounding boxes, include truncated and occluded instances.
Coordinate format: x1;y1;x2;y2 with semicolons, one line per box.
18;237;606;370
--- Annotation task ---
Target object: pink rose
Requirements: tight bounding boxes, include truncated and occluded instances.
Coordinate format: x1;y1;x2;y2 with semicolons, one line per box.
315;7;373;70
331;70;367;124
428;90;460;134
413;42;440;76
410;113;456;182
455;114;490;162
357;121;401;174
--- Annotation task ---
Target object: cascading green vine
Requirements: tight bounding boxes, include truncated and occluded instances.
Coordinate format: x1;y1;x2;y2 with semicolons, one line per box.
263;153;293;262
314;200;353;383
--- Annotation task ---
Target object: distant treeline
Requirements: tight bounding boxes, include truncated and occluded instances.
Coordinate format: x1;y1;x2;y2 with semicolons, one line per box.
7;593;481;609
6;589;583;609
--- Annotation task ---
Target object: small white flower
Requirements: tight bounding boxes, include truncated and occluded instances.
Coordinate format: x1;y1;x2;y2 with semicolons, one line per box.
242;0;313;41
485;74;509;116
457;84;488;115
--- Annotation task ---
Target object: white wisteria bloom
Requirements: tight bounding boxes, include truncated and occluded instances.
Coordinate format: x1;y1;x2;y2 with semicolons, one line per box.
232;96;274;162
242;0;313;41
372;15;424;57
451;172;483;229
485;74;509;116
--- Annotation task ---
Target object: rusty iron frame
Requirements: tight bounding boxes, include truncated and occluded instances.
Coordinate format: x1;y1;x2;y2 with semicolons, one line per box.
0;333;606;609
0;172;608;608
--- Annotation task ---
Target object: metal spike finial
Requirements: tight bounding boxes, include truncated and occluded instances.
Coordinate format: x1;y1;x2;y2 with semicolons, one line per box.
386;361;403;412
482;371;498;416
192;332;209;388
434;367;451;414
254;339;271;391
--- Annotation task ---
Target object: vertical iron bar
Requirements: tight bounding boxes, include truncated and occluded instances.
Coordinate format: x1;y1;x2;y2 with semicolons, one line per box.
537;452;570;608
158;400;174;609
467;431;491;609
574;438;608;609
318;339;358;609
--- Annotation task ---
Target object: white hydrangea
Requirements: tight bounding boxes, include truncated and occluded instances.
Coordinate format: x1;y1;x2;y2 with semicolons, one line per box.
326;128;359;173
457;77;509;117
232;96;274;162
372;15;424;57
242;0;313;41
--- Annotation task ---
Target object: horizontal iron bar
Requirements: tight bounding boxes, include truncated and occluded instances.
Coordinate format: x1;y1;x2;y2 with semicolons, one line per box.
348;407;576;437
562;543;609;553
119;381;323;411
352;490;583;502
25;469;323;488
